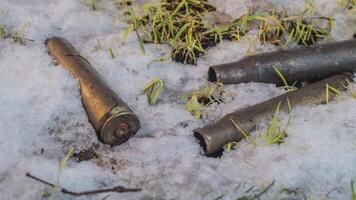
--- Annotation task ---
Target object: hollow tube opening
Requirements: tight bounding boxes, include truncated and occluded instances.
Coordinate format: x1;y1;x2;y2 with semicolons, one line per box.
194;131;207;153
208;67;217;82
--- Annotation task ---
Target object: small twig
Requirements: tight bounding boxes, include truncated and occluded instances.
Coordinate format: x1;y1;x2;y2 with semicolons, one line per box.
25;172;141;197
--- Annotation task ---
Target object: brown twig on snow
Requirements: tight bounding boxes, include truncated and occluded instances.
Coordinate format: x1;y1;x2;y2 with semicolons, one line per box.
25;172;141;196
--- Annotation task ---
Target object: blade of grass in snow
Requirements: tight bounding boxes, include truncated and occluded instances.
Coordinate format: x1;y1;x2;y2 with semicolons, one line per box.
149;54;171;64
81;0;100;11
135;30;145;54
185;95;201;119
49;148;74;200
0;24;7;38
351;180;356;200
11;23;32;45
273;65;297;92
109;47;115;59
285;98;293;128
141;78;164;105
263;100;292;145
171;22;190;45
224;141;240;151
230;117;256;146
267;102;282;144
284;28;295;48
237;181;275;200
183;82;228;118
325;84;342;104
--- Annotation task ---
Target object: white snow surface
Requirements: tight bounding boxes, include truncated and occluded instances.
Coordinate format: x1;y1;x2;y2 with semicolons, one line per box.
0;0;356;199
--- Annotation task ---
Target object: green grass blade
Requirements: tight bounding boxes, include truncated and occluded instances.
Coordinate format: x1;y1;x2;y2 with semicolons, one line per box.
141;78;164;105
108;47;115;59
172;22;190;43
230;118;256;145
285;98;293;128
49;148;74;200
351;180;356;200
325;84;342;103
135;30;146;54
267;101;281;144
185;95;201;118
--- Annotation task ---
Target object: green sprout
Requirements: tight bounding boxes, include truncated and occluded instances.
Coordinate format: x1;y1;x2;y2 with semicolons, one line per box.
338;0;356;9
352;92;356;99
137;32;146;54
183;82;227;118
340;78;356;99
149;53;171;64
185;95;202;118
285;19;330;46
182;82;223;101
108;48;115;59
82;0;100;11
241;6;332;47
230;117;256;146
325;83;342;104
49;148;74;200
123;8;146;54
171;22;205;64
263;99;293;145
0;24;7;38
352;180;356;200
284;28;295;48
237;181;275;200
224;141;240;151
141;78;165;105
256;12;285;45
115;0;132;7
11;23;33;45
122;1;331;64
122;0;215;64
273;65;297;92
202;19;241;44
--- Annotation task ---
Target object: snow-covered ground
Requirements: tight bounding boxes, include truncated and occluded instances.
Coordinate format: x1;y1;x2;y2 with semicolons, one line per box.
0;0;356;199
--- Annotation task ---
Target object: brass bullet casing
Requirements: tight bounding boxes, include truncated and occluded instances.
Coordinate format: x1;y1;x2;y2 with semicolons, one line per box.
195;73;354;157
46;36;140;145
209;39;356;86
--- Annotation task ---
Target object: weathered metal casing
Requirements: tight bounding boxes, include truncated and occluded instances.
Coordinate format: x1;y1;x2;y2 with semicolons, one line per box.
209;40;356;86
46;36;140;145
195;73;353;156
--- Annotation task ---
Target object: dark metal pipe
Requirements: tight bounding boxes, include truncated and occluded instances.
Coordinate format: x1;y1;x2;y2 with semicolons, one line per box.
46;36;140;145
195;73;353;156
209;39;356;86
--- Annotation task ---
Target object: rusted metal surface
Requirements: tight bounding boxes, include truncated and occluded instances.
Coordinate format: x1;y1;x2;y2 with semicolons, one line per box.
46;36;140;145
209;39;356;86
195;73;354;157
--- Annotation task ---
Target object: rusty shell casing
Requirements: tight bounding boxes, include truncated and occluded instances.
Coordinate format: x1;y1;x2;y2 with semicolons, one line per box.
209;39;356;86
46;36;140;145
195;73;354;157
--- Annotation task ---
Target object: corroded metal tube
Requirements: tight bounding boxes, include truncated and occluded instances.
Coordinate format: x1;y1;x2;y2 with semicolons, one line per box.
209;39;356;86
195;73;353;156
46;36;140;145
